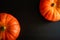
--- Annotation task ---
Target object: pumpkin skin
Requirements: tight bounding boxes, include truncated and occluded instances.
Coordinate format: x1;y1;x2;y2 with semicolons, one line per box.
0;13;20;40
39;0;60;22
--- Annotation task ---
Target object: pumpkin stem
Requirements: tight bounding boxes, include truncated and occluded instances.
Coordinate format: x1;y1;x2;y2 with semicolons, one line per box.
0;26;6;31
51;3;54;7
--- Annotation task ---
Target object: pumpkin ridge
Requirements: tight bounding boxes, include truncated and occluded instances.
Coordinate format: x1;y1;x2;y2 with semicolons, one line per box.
6;16;13;25
7;32;15;40
7;31;16;39
41;7;50;16
5;14;8;25
55;8;60;20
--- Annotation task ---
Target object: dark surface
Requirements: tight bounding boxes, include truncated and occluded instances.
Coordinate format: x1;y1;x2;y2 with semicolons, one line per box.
0;0;60;40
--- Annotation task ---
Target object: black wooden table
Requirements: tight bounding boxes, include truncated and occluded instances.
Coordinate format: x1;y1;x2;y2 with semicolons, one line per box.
0;0;60;40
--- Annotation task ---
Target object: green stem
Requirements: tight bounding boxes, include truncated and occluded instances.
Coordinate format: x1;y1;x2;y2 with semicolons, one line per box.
0;26;6;31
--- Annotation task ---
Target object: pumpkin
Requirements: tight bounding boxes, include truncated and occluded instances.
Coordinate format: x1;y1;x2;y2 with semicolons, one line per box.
39;0;60;21
0;13;20;40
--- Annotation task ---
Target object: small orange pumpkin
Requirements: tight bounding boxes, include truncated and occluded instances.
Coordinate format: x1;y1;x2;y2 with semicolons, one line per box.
0;13;20;40
39;0;60;21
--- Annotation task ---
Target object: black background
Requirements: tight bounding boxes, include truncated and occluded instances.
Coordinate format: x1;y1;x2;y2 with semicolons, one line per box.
0;0;60;40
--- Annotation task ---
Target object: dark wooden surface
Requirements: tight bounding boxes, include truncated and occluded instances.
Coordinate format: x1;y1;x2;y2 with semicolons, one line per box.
0;0;60;40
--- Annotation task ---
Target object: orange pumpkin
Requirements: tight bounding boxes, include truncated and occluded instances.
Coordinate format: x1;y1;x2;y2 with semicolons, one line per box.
0;13;20;40
39;0;60;21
